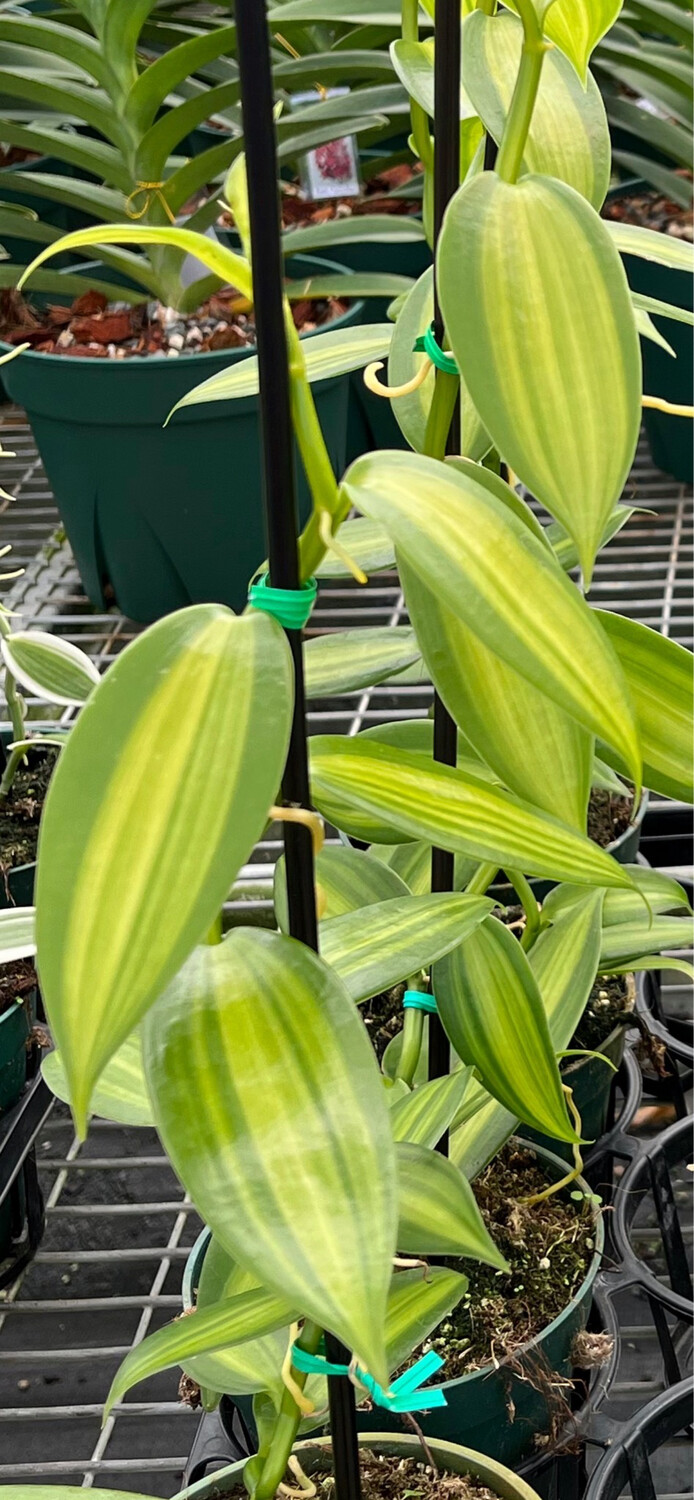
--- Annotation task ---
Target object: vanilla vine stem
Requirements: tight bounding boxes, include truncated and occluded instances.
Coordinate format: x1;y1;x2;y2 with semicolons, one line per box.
495;0;551;184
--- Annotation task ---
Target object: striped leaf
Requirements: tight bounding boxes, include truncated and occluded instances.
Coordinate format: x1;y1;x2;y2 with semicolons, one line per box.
382;1265;469;1372
437;172;642;587
606;219;694;272
42;1030;154;1129
396;1142;506;1266
314;518;394;579
370;839;478;896
600;916;693;967
360;718;501;782
462;11;611;207
304;627;420;699
104;1283;298;1419
450;890;604;1178
595;612;694;803
390;1068;473;1149
36;606;293;1135
142;930;397;1387
606;956;694;981
435;916;576;1142
547;504;638;573
387;267;489;459
169;324;394;415
282;216;427;253
310;738;638;888
319;893;494;1003
0;906;35;964
1;630;100;707
398;556;593;831
541;0;621;81
340;451;642;788
543;866;692;925
275;845;410;930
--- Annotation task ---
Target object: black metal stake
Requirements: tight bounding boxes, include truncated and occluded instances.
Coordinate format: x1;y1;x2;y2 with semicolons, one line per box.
232;5;362;1497
429;0;462;1113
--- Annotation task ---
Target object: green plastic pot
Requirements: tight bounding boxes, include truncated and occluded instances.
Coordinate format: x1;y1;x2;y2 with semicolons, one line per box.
183;1138;603;1468
180;1432;542;1500
0;980;35;1116
1;256;363;622
606;179;693;483
0;730;45;911
521;1019;628;1166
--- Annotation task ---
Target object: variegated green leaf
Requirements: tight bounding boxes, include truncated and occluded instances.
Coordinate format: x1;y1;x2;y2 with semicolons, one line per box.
360;718;501;781
185;1242;293;1406
605;956;694;980
462;11;611;207
543;866;692;925
0;906;35;964
450;890;605;1177
382;1265;469;1372
547;505;638;572
282;216;427;255
143;930;397;1387
310;738;637;888
599;916;693;966
606;219;694;273
438;172;641;587
275;845;410;930
169;325;394;415
444;457;549;549
396;1141;506;1265
390;1068;473;1149
340;451;642;787
1;630;100;707
304;627;420;699
42;1030;154;1128
435;916;576;1142
314;517;394;579
36;606;293;1135
397;555;593;831
595;612;693;803
370;839;478;896
320;893;494;1003
538;0;621;81
387;267;489;459
390;37;475;119
103;1283;298;1419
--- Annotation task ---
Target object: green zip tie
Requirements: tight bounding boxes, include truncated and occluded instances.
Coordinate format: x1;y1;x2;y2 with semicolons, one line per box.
290;1342;447;1413
248;572;317;629
403;989;438;1014
412;322;459;376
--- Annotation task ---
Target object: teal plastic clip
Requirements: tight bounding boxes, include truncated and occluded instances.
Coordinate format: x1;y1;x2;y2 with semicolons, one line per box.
412;322;459;376
248;572;317;629
290;1342;447;1413
403;989;438;1015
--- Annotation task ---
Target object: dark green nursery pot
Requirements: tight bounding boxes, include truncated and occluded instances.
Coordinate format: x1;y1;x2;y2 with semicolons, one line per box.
1;255;362;623
605;179;693;483
184;1140;603;1469
521;1019;629;1166
181;1432;543;1500
0;982;35;1116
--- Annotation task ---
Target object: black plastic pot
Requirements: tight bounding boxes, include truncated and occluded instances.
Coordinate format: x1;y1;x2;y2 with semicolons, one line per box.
605;180;693;483
1;256;363;623
584;1375;693;1499
183;1139;604;1469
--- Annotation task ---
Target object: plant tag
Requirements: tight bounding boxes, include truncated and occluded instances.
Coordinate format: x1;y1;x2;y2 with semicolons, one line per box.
290;89;361;200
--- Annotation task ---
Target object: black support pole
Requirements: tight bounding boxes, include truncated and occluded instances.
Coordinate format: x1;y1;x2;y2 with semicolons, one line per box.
429;0;462;1111
233;5;362;1496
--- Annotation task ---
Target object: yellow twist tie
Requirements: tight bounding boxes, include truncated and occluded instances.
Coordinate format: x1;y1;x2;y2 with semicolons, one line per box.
125;182;175;224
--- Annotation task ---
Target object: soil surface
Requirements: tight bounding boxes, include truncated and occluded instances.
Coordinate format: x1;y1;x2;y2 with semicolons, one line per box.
221;1451;498;1498
587;787;634;847
362;982;406;1062
603;178;692;240
220;161;423;239
574;974;632;1052
416;1146;595;1378
0;282;348;359
0;748;56;886
0;957;36;1019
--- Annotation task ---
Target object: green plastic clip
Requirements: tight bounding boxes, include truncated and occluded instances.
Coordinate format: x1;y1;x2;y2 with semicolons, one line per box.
403;989;438;1015
412;322;459;376
248;572;317;629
